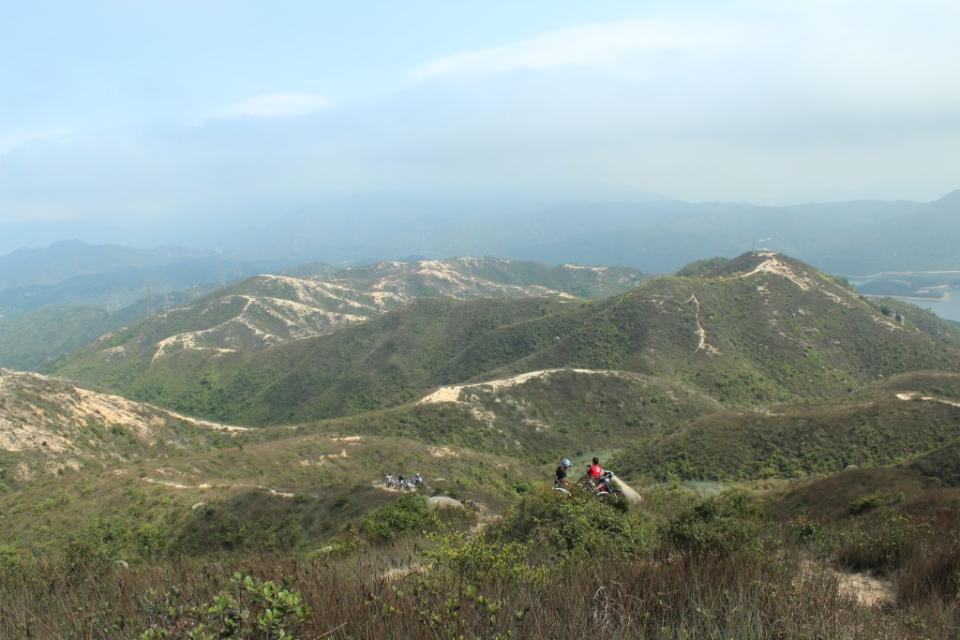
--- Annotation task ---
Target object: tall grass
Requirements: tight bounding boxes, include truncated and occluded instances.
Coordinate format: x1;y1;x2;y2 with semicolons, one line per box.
1;545;957;639
6;488;960;638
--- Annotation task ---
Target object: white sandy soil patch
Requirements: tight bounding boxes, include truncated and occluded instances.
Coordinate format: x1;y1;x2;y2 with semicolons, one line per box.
300;448;350;466
735;252;854;307
429;446;461;458
141;477;294;498
151;294;364;361
800;560;894;607
417;368;625;405
737;253;816;291
896;391;960;409
0;369;249;455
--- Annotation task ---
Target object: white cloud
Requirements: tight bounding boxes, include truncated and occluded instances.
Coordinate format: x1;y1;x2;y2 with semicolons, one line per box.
408;20;735;81
211;93;333;119
0;128;71;157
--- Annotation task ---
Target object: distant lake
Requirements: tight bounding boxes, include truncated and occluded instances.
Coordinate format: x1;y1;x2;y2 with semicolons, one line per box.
910;288;960;322
847;271;960;322
877;288;960;323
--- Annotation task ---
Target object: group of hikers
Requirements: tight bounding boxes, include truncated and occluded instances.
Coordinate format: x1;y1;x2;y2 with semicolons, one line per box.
553;456;620;497
384;472;424;491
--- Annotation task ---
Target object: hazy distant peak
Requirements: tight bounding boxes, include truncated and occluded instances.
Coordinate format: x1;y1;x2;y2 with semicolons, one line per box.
935;189;960;206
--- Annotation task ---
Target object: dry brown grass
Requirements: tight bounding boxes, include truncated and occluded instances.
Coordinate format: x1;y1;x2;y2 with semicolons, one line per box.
2;545;958;639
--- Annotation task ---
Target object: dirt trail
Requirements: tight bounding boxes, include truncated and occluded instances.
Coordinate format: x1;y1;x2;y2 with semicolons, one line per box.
685;295;720;355
801;560;894;607
896;391;960;409
140;476;295;498
837;570;895;607
417;368;625;405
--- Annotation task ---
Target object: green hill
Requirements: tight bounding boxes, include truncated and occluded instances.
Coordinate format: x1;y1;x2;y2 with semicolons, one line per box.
617;372;960;481
291;368;723;463
50;257;644;409
0;427;538;556
58;296;572;422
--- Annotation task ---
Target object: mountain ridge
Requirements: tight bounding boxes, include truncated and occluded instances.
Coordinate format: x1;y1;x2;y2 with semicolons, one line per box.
52;251;960;426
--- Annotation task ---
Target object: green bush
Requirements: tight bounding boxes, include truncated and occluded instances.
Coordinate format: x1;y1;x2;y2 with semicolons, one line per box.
487;488;652;560
0;543;21;571
361;494;436;542
139;572;309;639
65;515;163;567
667;491;764;555
427;532;547;585
848;493;886;515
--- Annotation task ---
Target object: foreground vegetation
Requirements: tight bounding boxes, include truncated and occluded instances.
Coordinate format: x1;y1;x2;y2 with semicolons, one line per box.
5;485;960;639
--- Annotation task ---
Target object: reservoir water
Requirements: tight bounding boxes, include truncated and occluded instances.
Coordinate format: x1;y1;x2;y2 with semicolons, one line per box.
908;287;960;322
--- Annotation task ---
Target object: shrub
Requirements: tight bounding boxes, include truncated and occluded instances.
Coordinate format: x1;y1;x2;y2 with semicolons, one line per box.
361;495;436;542
667;491;765;555
848;492;901;515
308;534;363;559
486;488;652;560
426;532;547;585
788;516;826;548
64;515;163;567
0;543;21;571
139;572;309;639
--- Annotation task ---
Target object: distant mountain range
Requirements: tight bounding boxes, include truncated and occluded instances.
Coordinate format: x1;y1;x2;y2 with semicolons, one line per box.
3;191;958;285
196;190;960;274
0;240;283;315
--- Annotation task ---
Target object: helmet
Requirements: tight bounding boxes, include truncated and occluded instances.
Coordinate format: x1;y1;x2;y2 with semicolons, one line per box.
561;458;572;468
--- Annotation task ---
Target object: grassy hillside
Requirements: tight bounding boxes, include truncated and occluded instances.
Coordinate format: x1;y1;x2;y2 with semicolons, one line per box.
0;308;113;371
59;296;571;422
51;257;643;409
289;368;722;463
0;291;199;371
617;372;960;481
866;297;960;348
0;364;716;554
0;369;244;489
0;428;536;556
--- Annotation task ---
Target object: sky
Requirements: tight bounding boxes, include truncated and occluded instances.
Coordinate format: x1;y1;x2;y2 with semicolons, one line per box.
2;0;960;237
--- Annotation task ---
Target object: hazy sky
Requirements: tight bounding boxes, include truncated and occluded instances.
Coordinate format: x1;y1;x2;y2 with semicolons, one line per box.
2;0;960;227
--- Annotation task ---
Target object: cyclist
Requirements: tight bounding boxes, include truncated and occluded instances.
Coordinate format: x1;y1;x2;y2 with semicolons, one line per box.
554;457;572;487
587;457;603;480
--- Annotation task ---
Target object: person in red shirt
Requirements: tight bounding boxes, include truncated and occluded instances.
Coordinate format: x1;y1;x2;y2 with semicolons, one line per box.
587;457;603;479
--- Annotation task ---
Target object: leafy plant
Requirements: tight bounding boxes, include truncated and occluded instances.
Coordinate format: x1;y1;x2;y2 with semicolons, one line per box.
139;573;309;639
